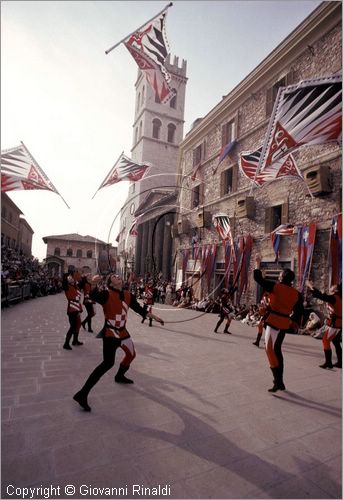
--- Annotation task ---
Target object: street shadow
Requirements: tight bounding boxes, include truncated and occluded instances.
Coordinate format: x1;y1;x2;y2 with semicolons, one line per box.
272;391;342;418
100;371;302;496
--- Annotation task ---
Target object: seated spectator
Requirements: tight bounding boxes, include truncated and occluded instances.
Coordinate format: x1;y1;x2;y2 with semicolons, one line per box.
299;311;321;335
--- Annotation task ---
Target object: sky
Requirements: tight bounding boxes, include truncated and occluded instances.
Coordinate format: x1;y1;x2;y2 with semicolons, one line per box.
1;0;322;260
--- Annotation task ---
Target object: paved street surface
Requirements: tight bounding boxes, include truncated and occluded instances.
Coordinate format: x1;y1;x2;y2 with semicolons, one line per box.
1;293;342;499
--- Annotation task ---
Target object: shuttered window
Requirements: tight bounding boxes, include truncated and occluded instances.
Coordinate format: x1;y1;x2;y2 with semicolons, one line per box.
221;165;238;196
266;70;295;116
264;199;289;233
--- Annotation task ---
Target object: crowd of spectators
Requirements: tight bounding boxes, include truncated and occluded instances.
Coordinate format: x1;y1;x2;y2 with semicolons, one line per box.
1;245;62;306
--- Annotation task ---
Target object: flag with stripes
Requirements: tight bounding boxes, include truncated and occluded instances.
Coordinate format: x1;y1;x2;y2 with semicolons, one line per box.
124;7;175;104
259;75;342;172
1;142;60;194
97;153;151;191
239;148;303;186
212;213;234;247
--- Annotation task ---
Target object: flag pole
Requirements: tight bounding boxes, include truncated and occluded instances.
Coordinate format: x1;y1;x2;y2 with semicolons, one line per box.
92;151;124;199
105;2;173;55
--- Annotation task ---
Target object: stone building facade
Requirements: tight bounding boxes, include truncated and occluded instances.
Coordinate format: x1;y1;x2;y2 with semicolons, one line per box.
42;233;117;277
1;193;33;256
117;55;187;280
174;2;341;302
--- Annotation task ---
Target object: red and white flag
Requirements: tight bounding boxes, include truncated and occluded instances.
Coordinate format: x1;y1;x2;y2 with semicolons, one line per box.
212;213;234;247
239;147;303;187
94;152;151;197
123;5;175;104
1;142;59;194
259;75;342;172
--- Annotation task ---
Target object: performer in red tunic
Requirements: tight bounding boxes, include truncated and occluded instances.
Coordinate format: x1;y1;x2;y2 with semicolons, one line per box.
142;279;156;327
62;270;83;350
73;273;164;411
254;256;304;392
80;274;96;333
306;280;342;369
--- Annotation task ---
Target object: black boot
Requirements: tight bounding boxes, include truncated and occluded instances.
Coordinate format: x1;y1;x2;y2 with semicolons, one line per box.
115;364;134;384
333;337;342;368
73;390;91;411
63;331;73;350
72;333;83;346
149;318;152;327
81;320;86;331
319;349;333;369
268;367;285;392
253;333;262;346
223;326;231;334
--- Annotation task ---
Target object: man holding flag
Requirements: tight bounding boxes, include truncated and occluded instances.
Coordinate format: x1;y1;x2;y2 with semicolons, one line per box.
254;255;304;393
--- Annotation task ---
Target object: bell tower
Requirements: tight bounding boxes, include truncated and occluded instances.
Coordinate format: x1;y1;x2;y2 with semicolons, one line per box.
118;55;187;278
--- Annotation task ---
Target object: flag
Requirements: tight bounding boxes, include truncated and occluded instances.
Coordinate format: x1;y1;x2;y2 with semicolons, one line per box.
239;148;303;187
297;223;316;292
224;240;233;288
95;153;151;195
270;224;296;261
259;75;342;172
1;142;64;198
212;213;234;246
212;140;237;174
329;213;342;286
123;6;175;104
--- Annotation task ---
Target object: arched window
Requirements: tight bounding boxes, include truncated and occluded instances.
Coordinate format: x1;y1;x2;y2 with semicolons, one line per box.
67;248;73;257
139;120;142;138
54;247;60;256
152;118;162;139
167;123;176;143
76;249;82;258
170;89;177;109
87;250;92;258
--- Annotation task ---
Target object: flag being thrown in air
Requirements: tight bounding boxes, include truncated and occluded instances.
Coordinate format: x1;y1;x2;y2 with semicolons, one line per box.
239;147;304;187
258;75;342;173
106;3;174;104
93;152;151;197
1;142;69;207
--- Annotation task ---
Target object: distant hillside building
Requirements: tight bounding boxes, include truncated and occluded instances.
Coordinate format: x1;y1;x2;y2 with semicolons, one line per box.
117;54;187;280
1;193;34;256
42;233;117;277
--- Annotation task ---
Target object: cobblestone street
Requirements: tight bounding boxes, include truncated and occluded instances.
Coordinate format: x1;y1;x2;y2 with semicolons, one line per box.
1;293;342;499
